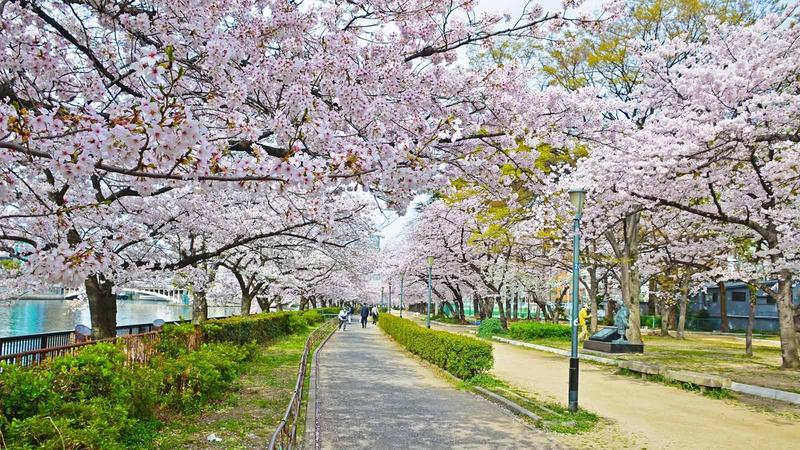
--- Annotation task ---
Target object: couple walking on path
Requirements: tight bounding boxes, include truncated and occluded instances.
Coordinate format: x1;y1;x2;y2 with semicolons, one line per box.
338;305;378;330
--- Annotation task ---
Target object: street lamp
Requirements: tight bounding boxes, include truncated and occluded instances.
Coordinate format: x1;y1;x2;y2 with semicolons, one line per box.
399;274;405;318
388;282;393;312
568;188;586;413
426;256;435;328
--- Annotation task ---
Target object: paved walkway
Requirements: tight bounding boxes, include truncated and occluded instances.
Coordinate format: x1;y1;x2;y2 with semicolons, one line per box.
315;323;561;449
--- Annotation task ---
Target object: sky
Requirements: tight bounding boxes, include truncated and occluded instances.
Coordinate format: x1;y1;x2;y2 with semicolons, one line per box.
376;0;608;248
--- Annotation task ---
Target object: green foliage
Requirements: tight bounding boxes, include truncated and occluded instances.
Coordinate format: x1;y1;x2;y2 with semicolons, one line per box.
477;318;504;338
157;342;257;413
202;311;293;344
315;307;341;315
379;314;493;379
302;310;324;325
0;311;313;449
508;321;571;341
641;314;663;328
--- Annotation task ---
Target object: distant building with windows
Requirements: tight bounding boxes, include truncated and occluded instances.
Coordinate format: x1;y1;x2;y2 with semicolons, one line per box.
691;281;800;332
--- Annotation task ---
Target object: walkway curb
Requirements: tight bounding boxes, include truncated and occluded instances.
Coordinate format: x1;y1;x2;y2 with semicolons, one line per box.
473;386;542;421
492;336;800;407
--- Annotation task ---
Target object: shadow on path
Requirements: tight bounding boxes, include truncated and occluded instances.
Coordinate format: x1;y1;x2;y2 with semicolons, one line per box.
317;324;561;449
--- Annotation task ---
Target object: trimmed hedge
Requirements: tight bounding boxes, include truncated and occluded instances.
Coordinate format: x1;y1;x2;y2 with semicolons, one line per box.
379;314;493;379
508;321;571;341
477;318;503;337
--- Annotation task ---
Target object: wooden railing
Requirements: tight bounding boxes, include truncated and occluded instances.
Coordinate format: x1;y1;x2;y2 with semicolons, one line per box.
0;315;232;361
268;319;337;450
0;330;169;367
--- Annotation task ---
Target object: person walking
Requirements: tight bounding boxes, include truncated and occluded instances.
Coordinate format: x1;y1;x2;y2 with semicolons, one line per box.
371;305;379;325
338;308;348;331
360;304;370;328
346;305;353;324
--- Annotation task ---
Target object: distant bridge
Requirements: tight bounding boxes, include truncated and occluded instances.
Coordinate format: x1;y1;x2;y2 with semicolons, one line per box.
121;288;190;304
12;286;189;304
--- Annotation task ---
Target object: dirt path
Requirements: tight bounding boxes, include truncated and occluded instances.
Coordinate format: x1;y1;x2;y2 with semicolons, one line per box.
492;342;799;450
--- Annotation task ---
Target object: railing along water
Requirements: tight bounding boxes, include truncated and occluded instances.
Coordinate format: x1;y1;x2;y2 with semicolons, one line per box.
0;316;233;362
0;330;167;367
268;319;337;450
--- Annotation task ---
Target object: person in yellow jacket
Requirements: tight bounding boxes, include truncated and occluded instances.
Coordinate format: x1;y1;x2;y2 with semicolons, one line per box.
578;304;589;341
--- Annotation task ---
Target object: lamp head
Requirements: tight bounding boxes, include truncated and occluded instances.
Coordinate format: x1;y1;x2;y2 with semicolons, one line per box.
426;256;435;267
568;188;587;217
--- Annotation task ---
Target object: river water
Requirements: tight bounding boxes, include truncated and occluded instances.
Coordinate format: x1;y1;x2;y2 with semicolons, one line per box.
0;299;239;337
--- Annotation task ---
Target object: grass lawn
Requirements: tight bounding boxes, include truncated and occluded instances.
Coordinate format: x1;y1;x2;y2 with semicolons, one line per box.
154;328;315;449
496;324;799;393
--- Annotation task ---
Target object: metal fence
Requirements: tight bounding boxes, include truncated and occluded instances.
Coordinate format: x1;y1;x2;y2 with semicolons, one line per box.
268;319;337;450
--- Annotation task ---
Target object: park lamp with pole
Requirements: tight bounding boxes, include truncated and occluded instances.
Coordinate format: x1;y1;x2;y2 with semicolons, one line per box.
568;188;586;413
426;256;435;328
388;282;393;311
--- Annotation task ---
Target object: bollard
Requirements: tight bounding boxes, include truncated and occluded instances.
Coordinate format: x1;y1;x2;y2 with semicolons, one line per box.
152;319;165;332
75;324;92;343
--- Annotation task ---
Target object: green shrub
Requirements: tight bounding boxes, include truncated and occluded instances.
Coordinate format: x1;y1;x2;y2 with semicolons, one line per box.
477;318;503;337
508;321;571;341
0;310;311;449
202;312;293;344
640;315;662;328
0;362;58;420
379;314;493;379
302;310;324;325
49;343;131;404
315;307;341;315
7;399;136;450
158;342;256;413
288;313;309;333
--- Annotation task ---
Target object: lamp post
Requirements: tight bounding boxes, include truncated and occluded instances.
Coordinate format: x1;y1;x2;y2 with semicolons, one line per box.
426;256;435;328
381;286;385;311
388;282;393;312
568;188;586;413
399;274;405;318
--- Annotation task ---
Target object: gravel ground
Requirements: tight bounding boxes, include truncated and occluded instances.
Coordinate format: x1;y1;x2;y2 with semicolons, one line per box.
317;324;563;450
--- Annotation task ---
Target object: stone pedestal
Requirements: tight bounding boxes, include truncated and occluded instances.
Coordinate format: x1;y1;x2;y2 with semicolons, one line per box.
583;340;644;353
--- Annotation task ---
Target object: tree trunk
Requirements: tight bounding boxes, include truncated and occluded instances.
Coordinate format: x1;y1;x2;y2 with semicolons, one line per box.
746;286;756;357
606;212;643;344
718;281;730;332
505;297;512;321
497;297;508;330
648;278;657;316
660;304;672;337
191;290;208;324
299;296;309;311
773;269;800;368
588;267;599;333
257;296;272;312
84;274;117;339
676;278;689;339
512;292;518;320
526;294;532;320
241;293;253;316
